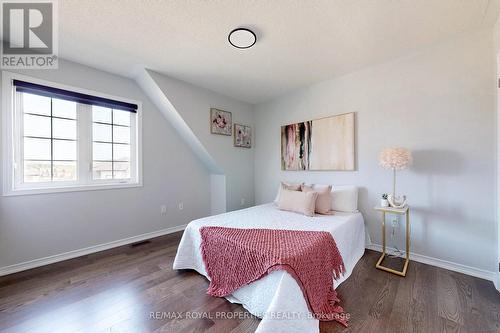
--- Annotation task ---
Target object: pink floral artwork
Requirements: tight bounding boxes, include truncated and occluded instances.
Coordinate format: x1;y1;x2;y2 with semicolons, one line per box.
210;108;232;136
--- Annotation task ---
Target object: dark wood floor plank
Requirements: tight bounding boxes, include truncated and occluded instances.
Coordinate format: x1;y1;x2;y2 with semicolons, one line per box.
414;261;439;333
437;268;464;325
229;316;260;333
471;276;500;333
385;261;417;332
0;231;498;333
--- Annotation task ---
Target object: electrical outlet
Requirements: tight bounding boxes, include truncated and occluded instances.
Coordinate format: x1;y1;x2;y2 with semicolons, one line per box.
178;202;184;210
240;198;246;206
160;205;167;216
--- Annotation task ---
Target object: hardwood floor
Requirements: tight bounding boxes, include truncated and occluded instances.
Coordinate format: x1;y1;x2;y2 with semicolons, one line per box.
0;232;498;333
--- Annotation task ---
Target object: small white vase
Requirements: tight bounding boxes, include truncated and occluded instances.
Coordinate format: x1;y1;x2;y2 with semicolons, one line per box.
381;199;389;207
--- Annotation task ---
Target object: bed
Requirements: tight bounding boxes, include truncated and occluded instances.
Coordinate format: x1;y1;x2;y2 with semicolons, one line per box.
173;203;366;333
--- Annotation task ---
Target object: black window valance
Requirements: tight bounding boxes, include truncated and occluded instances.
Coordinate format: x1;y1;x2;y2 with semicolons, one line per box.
13;80;137;113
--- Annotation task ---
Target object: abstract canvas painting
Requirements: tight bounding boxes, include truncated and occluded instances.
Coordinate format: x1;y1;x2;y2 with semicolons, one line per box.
281;112;355;170
210;108;232;135
234;124;251;148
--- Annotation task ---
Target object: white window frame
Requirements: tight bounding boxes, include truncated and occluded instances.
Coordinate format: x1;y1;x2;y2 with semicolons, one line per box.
2;71;143;196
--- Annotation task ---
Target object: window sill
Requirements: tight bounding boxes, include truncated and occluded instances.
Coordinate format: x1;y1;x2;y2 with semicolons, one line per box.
2;181;143;197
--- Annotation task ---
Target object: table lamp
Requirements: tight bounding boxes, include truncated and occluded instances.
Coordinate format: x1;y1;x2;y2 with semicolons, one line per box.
378;147;412;208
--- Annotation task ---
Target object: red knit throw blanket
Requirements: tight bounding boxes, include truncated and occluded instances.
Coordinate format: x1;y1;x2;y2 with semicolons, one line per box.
199;227;348;326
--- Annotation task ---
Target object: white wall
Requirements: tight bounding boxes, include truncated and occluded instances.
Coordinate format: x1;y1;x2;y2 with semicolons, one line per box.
146;72;255;212
210;174;227;214
493;15;500;289
254;30;497;274
0;60;212;269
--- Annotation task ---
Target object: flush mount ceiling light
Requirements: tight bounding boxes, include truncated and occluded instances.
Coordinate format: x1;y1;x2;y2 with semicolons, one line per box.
228;28;257;49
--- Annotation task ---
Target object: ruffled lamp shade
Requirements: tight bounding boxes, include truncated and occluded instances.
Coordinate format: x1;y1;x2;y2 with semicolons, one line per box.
378;148;412;199
379;148;412;170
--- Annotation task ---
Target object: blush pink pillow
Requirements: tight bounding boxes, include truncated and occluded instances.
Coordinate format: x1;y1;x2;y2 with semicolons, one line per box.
278;189;318;217
274;182;303;203
301;184;333;214
281;181;302;191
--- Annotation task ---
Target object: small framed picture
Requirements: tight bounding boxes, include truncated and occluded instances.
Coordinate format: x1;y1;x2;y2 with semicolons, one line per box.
210;108;232;136
234;124;252;148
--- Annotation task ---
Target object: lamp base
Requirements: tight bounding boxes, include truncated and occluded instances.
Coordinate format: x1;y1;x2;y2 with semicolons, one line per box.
388;194;407;208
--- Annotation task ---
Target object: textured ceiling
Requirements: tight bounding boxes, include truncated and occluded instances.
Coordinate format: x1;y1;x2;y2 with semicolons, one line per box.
59;0;500;103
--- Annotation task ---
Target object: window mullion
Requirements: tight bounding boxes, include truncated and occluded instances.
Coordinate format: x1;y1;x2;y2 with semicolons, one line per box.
111;109;114;179
14;92;23;187
50;98;53;181
77;103;91;184
130;112;137;181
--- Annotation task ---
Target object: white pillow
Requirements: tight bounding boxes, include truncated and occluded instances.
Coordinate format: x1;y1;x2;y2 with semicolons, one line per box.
330;185;358;213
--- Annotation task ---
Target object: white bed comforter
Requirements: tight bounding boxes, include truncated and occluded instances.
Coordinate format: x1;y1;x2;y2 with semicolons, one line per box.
173;204;365;333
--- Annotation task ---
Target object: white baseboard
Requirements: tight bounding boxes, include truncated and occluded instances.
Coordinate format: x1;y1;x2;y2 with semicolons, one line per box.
0;224;187;277
366;244;497;284
494;274;500;292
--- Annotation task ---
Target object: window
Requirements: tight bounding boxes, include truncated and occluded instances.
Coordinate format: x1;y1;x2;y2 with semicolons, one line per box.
2;73;142;195
92;106;132;180
21;94;77;183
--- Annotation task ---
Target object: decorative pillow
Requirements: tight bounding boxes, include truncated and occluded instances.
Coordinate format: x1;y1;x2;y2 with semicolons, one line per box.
278;189;318;217
282;181;302;191
301;184;333;214
274;181;303;203
330;185;359;212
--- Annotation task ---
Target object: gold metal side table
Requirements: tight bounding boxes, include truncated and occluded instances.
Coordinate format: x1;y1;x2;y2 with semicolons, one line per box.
373;206;410;277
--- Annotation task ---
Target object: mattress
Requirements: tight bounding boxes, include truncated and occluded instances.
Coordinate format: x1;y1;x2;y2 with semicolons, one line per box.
173;203;366;333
